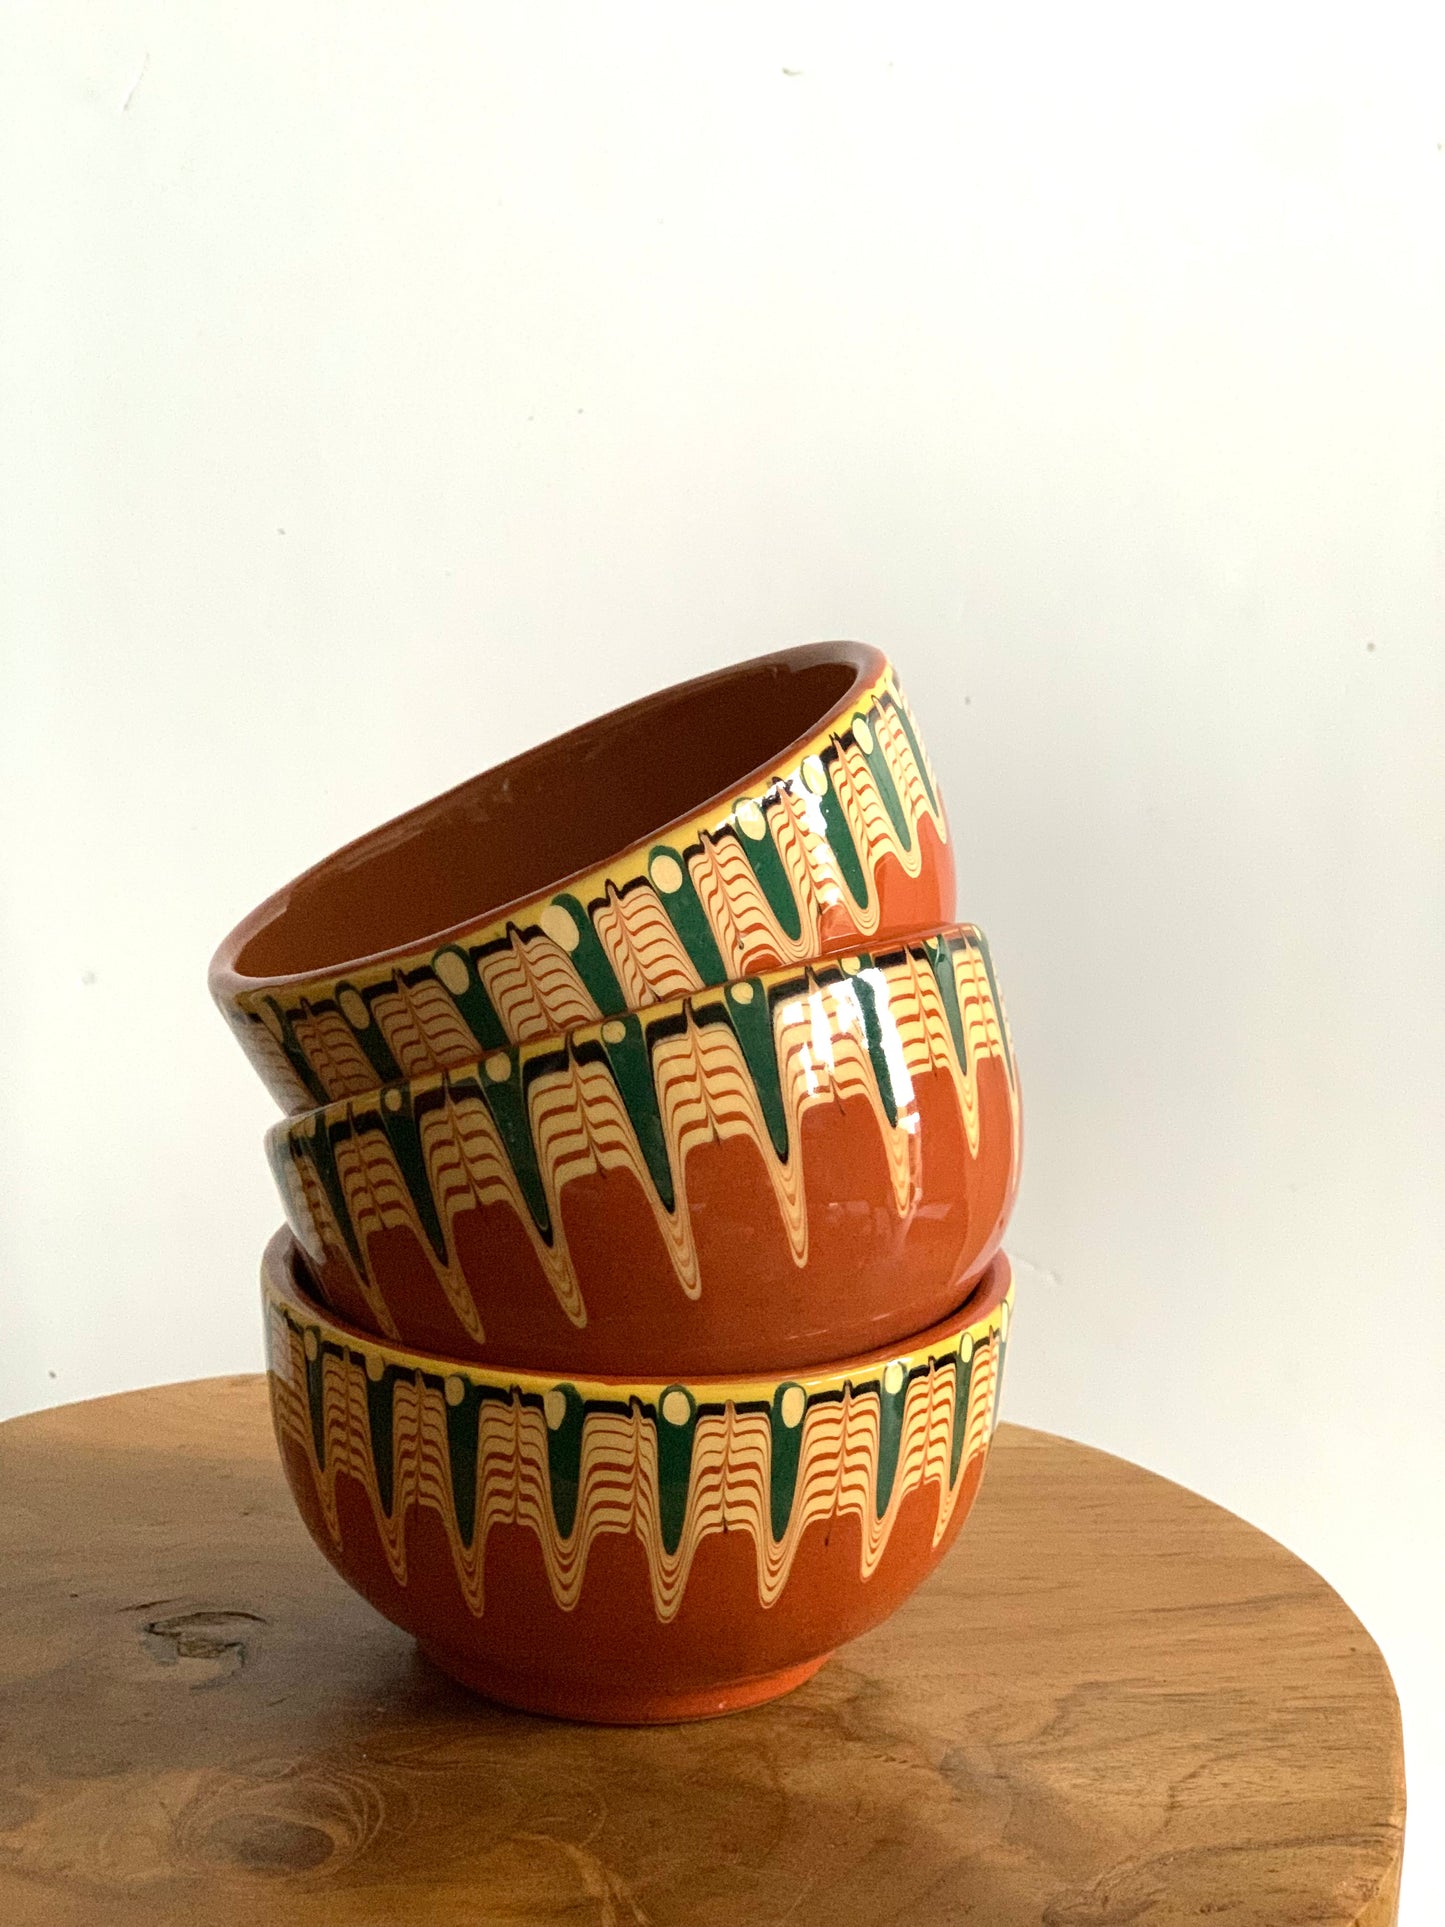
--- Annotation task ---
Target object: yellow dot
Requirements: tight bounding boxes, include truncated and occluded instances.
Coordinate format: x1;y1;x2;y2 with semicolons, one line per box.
649;852;684;895
303;1329;319;1361
444;1374;466;1407
852;714;875;755
539;903;581;952
779;1384;805;1429
485;1052;511;1083
840;955;861;975
366;1352;385;1382
661;1388;692;1427
602;1019;627;1045
884;1360;905;1395
338;987;370;1030
433;949;471;996
729;980;755;1005
958;1332;974;1365
384;1088;403;1112
543;1388;568;1430
801;755;828;796
735;797;767;841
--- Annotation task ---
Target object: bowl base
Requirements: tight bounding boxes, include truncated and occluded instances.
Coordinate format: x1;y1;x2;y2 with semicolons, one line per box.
416;1642;834;1725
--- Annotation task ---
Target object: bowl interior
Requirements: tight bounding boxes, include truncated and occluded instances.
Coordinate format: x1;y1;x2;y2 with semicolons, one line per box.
228;644;874;985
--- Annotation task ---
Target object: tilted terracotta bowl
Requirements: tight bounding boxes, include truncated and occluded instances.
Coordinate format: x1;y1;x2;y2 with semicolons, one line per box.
267;923;1020;1376
211;642;951;1112
264;1227;1013;1723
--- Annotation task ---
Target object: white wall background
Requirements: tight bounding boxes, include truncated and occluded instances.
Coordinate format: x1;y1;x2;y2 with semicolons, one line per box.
3;2;1440;1913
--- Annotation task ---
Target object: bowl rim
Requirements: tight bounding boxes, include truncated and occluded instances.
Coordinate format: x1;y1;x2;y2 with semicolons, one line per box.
263;919;993;1140
263;1225;1013;1400
212;639;888;1002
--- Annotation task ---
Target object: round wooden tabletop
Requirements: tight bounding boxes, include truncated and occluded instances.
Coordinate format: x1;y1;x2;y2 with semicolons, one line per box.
0;1377;1403;1926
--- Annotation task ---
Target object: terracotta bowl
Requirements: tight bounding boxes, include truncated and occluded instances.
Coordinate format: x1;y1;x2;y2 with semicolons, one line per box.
264;1226;1013;1723
267;923;1020;1377
211;642;951;1113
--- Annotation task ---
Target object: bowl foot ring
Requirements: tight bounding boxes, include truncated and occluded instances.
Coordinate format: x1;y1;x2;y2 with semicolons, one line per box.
416;1642;834;1725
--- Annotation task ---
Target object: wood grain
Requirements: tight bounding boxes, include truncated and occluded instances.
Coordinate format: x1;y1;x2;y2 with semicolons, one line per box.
0;1377;1403;1925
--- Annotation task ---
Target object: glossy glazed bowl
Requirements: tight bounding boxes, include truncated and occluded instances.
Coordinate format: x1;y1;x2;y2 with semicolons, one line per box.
212;643;951;1112
267;923;1020;1377
264;1227;1013;1722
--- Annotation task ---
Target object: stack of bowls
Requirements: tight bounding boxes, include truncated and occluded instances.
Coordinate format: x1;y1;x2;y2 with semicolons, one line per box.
212;642;1021;1722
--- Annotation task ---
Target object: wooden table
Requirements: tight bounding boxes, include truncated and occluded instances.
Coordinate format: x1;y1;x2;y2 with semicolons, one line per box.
0;1378;1404;1926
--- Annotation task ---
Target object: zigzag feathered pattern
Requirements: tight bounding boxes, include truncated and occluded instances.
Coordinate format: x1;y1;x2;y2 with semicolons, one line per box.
271;930;1016;1341
266;1285;1008;1624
